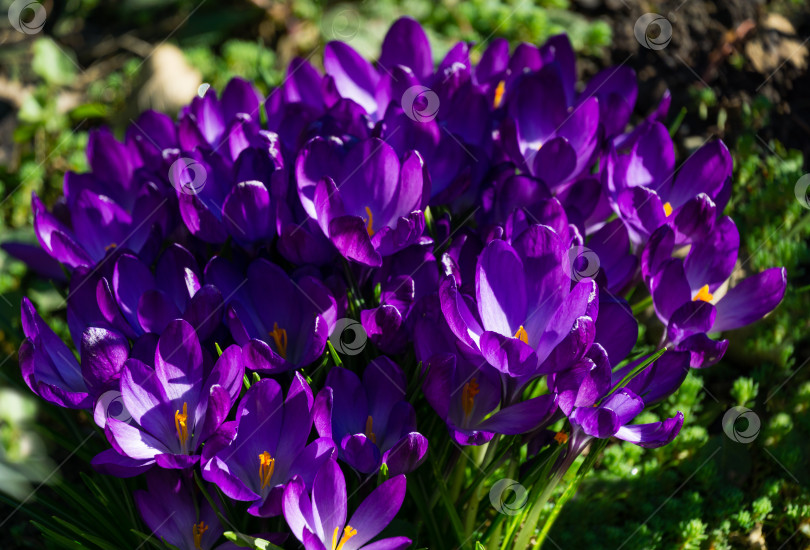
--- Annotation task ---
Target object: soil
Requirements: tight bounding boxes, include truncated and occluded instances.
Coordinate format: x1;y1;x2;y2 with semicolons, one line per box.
574;0;810;162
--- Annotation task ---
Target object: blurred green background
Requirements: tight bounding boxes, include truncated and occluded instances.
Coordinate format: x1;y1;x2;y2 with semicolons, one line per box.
1;0;809;548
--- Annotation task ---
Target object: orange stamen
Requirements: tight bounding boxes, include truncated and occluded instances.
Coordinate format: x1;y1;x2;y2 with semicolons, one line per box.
493;80;506;108
332;525;358;550
514;325;529;344
364;206;375;237
462;379;480;418
192;521;208;549
269;322;288;359
365;415;376;445
259;451;275;490
663;202;673;217
693;284;714;303
554;431;568;445
174;402;189;450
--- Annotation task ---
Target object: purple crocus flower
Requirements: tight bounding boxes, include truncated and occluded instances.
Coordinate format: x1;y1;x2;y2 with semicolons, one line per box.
109;245;223;339
313;358;428;475
19;298;128;409
202;375;335;517
295;136;431;267
31;126;172;270
134;469;223;550
31;186;169;271
424;352;559;446
169;135;282;246
642;222;787;366
605;123;733;246
360;242;439;354
283;459;411;550
205;257;337;373
96;319;244;471
569;388;684;449
500;67;600;189
440;225;597;378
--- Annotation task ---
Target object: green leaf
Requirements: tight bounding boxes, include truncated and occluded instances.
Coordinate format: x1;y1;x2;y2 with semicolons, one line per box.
32;38;78;86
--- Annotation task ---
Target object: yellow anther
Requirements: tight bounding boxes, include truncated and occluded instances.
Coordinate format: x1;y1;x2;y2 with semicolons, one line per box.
364;206;375;237
663;202;673;217
259;451;275;490
332;525;358;550
105;242;117;251
493;80;506;108
365;415;376;445
175;402;189;449
462;379;480;418
192;521;208;549
514;325;529;344
693;284;714;303
269;322;288;359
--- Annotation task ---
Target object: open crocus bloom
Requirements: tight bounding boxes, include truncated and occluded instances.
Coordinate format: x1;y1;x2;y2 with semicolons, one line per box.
31;128;172;271
606;122;733;246
283;459;411;550
134;469;222;550
643;222;787;366
205;257;337;373
19;297;129;409
501;66;599;189
296;136;431;267
569;388;684;449
313;357;427;475
110;245;223;338
440;225;597;378
202;375;335;517
423;352;559;446
94;320;244;471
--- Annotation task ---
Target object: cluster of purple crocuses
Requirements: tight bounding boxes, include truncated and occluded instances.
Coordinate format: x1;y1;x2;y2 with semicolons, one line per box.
12;17;787;550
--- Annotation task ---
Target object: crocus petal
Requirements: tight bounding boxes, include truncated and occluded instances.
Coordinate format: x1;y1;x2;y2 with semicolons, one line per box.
324;41;381;116
614;412;684;448
91;448;154;477
329;215;382;267
283;477;317;543
476;239;527;335
311;459;347;544
382;433;428;476
342;475;407;550
712;268;787;333
155;319;204;405
477;394;558;434
379;17;432;81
